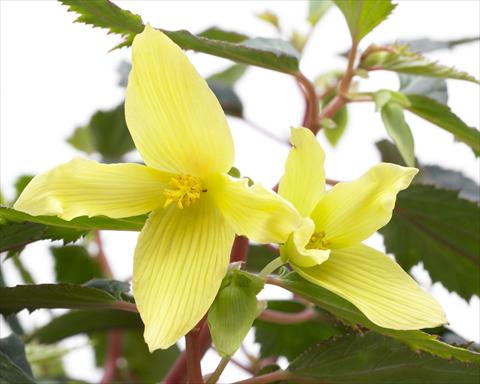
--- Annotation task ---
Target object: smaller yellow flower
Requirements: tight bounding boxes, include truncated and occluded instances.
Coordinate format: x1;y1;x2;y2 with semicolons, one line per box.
278;127;446;330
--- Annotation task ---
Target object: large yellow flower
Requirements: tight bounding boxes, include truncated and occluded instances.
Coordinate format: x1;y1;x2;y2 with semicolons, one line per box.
278;127;446;330
14;26;300;350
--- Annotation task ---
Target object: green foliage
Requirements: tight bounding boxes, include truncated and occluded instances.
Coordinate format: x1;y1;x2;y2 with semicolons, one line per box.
361;44;480;83
254;300;343;360
405;95;480;156
0;352;35;384
207;64;248;86
245;244;278;273
256;10;281;31
208;269;264;357
308;0;333;26
334;0;396;42
197;27;249;43
0;334;33;378
277;273;480;363
399;36;480;54
0;283;127;316
287;332;480;383
207;82;244;118
399;74;448;104
51;245;102;284
380;185;480;300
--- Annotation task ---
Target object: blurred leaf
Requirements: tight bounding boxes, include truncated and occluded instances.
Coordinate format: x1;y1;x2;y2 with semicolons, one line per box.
51;245;102;284
0;283;127;315
207;82;243;117
308;0;333;26
288;332;480;383
245;244;278;273
83;278;131;300
0;352;35;384
380;185;480;300
256;10;280;31
209;270;264;357
399;74;448;104
10;253;35;285
405;94;480;156
0;207;146;232
399;36;480;54
334;0;396;43
0;267;24;335
29;309;142;344
379;101;415;166
207;64;248;86
67;103;135;162
321;93;349;147
0;334;33;377
277;273;480;363
13;175;34;203
197;27;249;43
361;44;480;84
25;343;67;380
254;300;343;360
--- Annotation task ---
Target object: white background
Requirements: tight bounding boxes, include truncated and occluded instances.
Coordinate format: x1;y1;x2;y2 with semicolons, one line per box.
1;0;479;382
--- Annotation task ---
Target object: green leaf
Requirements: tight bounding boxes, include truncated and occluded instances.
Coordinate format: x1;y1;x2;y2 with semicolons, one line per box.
308;0;333;26
0;352;35;384
51;245;102;284
378;100;415;166
399;74;448;104
361;45;480;84
207;81;244;117
287;332;480;383
333;0;396;43
13;176;34;203
207;64;248;86
208;270;264;357
83;278;131;300
67;103;135;162
0;283;126;316
254;300;343;360
405;94;480;156
276;273;480;363
321;93;349;147
399;36;480;54
0;334;33;377
197;27;249;43
28;309;142;344
380;185;480;300
256;10;280;31
0;207;146;232
245;244;278;273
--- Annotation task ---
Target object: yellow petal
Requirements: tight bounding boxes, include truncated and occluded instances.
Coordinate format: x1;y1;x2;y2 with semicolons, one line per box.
310;163;418;248
125;25;234;178
13;157;170;220
133;195;235;350
281;217;330;267
207;174;301;244
278;127;326;216
294;243;446;330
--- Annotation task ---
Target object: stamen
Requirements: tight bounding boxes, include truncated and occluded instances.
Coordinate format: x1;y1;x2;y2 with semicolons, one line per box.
306;231;330;250
163;174;202;209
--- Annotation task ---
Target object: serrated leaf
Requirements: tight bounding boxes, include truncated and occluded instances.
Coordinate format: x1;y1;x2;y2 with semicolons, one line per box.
28;309;142;344
399;74;448;104
379;101;415;166
308;0;333;26
361;44;480;84
287;332;480;383
276;273;480;363
380;185;480;300
0;334;33;378
254;300;343;360
405;94;480;155
51;245;102;284
197;27;249;43
334;0;396;43
0;283;126;316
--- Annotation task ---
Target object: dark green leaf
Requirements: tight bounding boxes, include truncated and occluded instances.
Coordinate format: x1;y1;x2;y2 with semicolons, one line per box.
334;0;396;43
405;94;480;156
51;246;102;284
0;207;146;232
245;244;278;273
83;278;131;300
378;100;415;166
10;253;35;285
276;273;480;363
288;332;480;383
13;176;34;203
361;44;480;84
67;103;135;162
308;0;333;26
254;300;343;360
207;64;248;86
28;309;142;344
197;27;249;43
0;283;124;315
0;351;35;384
0;334;33;377
399;74;448;104
380;185;480;300
207;81;243;117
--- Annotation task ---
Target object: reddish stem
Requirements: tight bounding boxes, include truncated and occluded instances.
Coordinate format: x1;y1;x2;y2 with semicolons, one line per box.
100;330;122;384
295;72;319;132
95;231;113;278
186;323;204;384
231;370;289;384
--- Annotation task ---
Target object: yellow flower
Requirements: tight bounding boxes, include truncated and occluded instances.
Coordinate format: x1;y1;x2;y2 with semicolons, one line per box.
278;127;446;330
14;26;300;350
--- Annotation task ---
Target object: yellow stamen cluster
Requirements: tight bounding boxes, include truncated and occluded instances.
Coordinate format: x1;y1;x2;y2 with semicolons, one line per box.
163;174;202;209
306;231;330;250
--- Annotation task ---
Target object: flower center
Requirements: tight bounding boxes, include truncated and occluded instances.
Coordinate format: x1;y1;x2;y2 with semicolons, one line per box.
163;174;203;209
306;231;330;250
